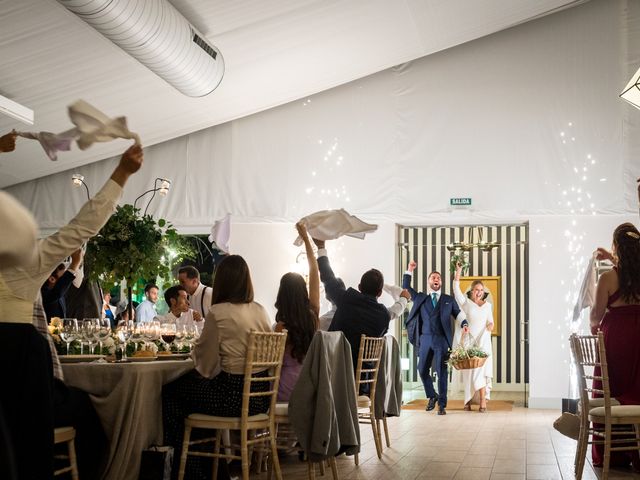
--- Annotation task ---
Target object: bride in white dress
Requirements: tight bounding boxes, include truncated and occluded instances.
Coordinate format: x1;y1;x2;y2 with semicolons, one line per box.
453;263;494;412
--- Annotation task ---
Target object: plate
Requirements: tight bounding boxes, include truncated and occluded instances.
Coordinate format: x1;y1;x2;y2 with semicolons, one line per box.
128;356;158;362
156;353;191;361
59;355;105;363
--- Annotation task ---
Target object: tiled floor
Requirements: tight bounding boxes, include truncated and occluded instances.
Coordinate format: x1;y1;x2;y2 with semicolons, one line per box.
251;405;640;479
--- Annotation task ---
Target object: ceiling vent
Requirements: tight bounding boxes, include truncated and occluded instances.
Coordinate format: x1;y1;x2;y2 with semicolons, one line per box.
57;0;225;97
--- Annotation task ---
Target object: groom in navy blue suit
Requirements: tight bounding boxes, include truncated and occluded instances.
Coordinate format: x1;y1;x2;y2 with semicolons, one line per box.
403;260;467;415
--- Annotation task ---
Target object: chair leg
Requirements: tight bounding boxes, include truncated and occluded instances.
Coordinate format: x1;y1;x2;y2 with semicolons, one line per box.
67;439;79;480
212;429;222;480
603;423;612;480
370;410;383;459
178;425;192;480
270;423;283;480
329;456;339;480
382;416;391;448
574;418;587;480
241;428;250;480
307;460;316;480
354;452;359;466
319;459;326;475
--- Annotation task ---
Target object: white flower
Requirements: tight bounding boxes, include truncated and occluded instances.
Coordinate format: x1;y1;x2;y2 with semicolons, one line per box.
103;336;116;354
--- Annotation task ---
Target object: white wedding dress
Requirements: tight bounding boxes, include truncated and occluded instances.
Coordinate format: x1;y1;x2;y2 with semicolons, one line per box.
452;280;494;405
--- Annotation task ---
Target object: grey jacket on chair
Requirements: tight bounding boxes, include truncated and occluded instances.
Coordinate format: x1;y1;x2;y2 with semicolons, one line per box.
374;334;403;419
288;331;360;461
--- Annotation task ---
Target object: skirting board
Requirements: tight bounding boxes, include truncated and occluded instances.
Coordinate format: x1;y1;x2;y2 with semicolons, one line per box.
528;397;562;409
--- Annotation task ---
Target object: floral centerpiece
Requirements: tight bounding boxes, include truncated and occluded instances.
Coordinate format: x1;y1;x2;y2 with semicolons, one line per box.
84;204;193;316
448;343;488;370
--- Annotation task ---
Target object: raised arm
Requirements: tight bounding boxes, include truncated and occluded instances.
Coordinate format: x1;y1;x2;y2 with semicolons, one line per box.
313;238;346;306
35;144;143;282
387;289;410;321
297;222;320;317
402;260;419;300
452;263;467;306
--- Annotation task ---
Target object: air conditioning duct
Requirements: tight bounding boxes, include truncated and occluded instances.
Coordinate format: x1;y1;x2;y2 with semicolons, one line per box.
57;0;224;97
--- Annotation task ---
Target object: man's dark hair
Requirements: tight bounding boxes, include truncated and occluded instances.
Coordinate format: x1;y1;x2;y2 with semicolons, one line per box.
429;270;441;278
178;265;200;280
164;285;186;307
144;283;159;294
359;269;384;297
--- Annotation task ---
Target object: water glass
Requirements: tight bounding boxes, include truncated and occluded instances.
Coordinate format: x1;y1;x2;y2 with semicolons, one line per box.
60;318;79;355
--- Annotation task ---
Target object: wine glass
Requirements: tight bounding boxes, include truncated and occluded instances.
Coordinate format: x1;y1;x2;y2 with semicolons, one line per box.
130;323;145;353
95;318;111;355
60;318;79;355
81;319;98;355
116;320;133;360
183;324;197;352
161;323;177;351
175;325;186;352
144;321;160;349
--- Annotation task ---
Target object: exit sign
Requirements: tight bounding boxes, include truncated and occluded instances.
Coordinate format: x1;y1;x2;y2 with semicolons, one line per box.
450;197;472;206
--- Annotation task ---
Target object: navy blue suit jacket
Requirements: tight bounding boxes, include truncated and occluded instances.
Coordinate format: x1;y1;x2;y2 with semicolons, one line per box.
318;255;390;369
402;273;465;349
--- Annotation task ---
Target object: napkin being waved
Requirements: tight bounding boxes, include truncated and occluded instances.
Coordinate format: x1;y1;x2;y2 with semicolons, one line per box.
294;209;377;246
17;100;140;161
208;214;231;254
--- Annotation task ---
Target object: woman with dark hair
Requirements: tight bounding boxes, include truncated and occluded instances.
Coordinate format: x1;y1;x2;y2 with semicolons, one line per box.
162;254;272;478
590;222;640;468
274;223;319;401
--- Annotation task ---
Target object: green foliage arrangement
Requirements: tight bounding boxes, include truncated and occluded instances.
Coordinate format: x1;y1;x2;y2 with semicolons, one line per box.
85;204;193;293
449;251;470;275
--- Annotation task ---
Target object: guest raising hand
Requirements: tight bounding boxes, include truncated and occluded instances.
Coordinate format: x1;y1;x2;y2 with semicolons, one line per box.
274;222;320;401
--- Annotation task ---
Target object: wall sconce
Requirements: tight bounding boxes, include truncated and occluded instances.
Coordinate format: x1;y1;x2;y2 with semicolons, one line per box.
71;173;90;201
158;178;171;197
133;177;172;215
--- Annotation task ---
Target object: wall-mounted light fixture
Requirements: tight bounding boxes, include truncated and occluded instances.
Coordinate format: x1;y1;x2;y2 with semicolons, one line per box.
133;177;172;215
71;173;90;201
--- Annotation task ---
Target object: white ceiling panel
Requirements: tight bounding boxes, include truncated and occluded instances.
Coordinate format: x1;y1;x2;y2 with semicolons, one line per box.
0;0;586;187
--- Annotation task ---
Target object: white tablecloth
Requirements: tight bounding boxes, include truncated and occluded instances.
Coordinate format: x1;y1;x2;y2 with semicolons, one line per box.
62;359;193;480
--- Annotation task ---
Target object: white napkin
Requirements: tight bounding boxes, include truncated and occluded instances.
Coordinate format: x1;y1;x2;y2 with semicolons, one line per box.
383;284;403;301
294;209;377;246
208;214;230;253
572;254;596;322
17;99;140;161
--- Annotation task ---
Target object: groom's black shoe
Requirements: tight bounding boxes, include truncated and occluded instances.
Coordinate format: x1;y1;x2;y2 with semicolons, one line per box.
426;395;438;411
437;406;447;415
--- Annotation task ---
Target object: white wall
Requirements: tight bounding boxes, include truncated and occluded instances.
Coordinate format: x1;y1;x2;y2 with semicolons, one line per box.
231;222;397;321
527;214;637;408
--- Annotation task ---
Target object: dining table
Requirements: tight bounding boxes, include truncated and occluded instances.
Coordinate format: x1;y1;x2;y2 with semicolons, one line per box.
62;358;194;480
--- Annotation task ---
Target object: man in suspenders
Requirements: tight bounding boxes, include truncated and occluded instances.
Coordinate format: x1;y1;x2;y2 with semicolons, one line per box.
177;266;212;320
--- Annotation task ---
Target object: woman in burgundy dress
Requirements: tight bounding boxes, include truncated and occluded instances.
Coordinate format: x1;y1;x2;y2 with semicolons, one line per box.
590;222;640;467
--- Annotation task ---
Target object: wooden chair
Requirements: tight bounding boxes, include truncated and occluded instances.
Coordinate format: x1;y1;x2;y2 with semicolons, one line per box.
353;335;386;465
270;404;339;480
53;426;79;479
177;330;287;480
570;333;640;479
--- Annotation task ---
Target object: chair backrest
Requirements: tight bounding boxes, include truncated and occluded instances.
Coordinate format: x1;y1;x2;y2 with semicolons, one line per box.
241;330;288;421
354;334;385;398
569;332;613;416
